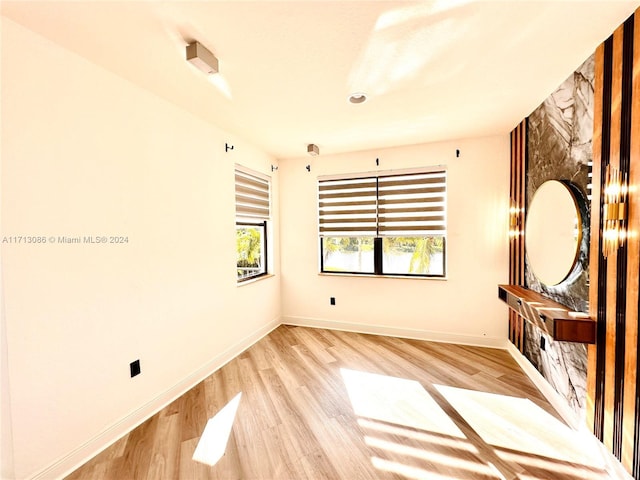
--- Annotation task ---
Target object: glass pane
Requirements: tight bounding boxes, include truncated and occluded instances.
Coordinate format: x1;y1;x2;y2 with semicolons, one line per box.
322;237;374;273
382;236;444;276
237;224;266;280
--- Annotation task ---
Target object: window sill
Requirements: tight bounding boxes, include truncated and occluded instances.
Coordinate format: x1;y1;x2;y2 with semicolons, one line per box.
237;273;275;287
318;272;447;281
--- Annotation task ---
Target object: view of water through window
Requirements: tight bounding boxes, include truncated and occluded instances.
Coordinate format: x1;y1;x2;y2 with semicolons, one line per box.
322;236;444;276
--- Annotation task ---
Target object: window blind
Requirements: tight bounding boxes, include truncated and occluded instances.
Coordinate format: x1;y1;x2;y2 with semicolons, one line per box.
318;169;446;237
318;177;377;236
235;167;270;220
378;171;446;236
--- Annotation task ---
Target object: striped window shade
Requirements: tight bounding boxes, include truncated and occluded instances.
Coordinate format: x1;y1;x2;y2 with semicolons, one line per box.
235;167;270;220
378;171;446;236
318;169;446;237
318;177;378;237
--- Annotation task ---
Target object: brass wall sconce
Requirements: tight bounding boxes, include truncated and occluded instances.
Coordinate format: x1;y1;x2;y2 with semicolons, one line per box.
509;203;523;237
603;165;628;257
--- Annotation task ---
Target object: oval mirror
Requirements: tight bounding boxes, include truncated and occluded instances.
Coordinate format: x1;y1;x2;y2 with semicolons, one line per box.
525;180;582;286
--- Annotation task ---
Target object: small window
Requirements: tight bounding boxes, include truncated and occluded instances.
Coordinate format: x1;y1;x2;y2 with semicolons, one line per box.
235;166;270;282
236;221;267;281
318;169;446;277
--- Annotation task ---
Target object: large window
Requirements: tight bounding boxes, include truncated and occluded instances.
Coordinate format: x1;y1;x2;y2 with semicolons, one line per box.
319;169;446;277
235;166;270;282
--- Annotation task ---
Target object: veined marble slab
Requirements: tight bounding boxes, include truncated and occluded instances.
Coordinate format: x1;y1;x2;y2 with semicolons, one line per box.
523;53;594;419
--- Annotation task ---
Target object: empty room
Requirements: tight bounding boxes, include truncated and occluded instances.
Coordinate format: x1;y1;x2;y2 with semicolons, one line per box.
3;1;640;479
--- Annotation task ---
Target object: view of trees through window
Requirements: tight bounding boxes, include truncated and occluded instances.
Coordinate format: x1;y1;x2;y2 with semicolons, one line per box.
236;223;266;281
383;236;444;275
322;236;445;276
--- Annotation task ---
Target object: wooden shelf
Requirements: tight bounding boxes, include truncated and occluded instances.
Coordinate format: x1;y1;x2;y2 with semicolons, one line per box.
498;285;596;344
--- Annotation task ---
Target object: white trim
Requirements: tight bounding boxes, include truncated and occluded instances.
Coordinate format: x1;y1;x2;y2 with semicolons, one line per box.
236;273;275;287
318;164;447;182
32;317;281;480
505;342;632;480
282;315;507;348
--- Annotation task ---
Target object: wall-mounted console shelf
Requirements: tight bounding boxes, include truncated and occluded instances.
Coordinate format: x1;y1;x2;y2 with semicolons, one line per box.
498;285;596;344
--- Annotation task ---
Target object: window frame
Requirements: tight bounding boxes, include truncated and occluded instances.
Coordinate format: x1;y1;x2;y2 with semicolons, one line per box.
319;236;447;278
235;165;271;283
236;220;268;282
318;167;447;279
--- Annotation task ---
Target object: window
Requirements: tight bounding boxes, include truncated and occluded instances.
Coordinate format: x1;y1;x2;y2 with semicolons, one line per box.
319;169;446;277
236;221;267;281
235;166;270;282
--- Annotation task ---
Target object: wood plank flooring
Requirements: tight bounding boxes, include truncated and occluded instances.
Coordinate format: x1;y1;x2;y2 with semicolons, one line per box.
66;326;612;479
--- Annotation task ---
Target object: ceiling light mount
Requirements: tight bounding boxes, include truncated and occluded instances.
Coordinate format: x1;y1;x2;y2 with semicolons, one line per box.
307;144;319;156
186;41;219;74
348;92;368;104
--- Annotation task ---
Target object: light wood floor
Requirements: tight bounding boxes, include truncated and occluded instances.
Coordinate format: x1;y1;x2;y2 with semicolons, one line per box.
66;326;611;479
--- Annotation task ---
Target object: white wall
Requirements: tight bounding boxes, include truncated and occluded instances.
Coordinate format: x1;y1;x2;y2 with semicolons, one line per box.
1;18;280;479
1;12;511;480
279;137;510;345
1;270;15;480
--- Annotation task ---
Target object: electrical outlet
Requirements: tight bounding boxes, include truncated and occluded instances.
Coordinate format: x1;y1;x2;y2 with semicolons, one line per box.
330;297;336;305
130;359;141;378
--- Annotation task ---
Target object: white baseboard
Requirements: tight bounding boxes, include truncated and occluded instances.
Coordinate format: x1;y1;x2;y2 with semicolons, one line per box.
32;317;281;480
506;342;633;480
282;315;508;349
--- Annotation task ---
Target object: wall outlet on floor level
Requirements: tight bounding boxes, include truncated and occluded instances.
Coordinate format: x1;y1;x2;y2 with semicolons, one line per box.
330;297;336;305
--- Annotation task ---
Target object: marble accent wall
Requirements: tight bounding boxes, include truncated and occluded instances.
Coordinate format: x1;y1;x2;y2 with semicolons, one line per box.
523;54;594;420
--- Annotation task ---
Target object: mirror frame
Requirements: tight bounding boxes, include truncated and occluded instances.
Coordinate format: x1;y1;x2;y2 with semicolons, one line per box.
525;180;584;287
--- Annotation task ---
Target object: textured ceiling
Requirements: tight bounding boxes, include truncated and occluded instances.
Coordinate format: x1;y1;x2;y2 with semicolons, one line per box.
3;1;639;159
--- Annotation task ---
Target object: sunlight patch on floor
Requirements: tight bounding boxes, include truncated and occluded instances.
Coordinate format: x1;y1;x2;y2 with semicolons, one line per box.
339;369;610;480
497;449;608;480
341;369;510;479
365;435;497;476
192;392;242;467
340;368;463;436
357;418;477;453
371;456;495;480
435;385;604;469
